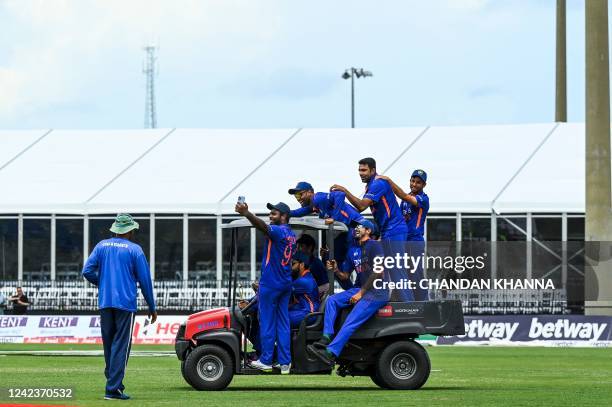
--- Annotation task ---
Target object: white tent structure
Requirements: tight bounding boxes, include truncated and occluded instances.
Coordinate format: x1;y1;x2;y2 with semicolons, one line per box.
0;123;586;215
0;123;591;282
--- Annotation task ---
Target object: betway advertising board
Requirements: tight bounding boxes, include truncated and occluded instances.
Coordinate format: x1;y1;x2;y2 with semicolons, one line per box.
438;315;612;347
1;315;610;346
0;315;186;344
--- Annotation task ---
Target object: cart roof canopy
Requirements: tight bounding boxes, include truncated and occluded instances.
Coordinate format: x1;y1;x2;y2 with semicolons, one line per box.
222;216;348;231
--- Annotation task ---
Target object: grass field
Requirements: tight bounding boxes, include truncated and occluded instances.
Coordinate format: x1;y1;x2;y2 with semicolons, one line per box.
0;344;611;406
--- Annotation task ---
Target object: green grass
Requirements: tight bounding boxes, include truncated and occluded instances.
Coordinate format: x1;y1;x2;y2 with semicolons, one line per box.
0;346;611;406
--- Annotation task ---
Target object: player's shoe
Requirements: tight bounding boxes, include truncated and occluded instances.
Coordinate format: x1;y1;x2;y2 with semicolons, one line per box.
250;359;273;372
273;363;291;374
307;344;335;367
104;390;130;400
313;335;332;349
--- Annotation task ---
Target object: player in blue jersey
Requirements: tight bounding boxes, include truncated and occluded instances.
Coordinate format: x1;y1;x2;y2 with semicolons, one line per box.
377;170;430;300
307;220;389;365
331;158;413;302
235;200;296;374
377;169;429;241
288;181;365;286
331;158;407;240
288;251;320;328
296;234;329;296
288;181;365;227
82;214;157;400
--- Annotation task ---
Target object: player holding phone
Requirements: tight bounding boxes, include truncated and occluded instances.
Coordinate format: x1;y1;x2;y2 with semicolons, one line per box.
235;197;296;374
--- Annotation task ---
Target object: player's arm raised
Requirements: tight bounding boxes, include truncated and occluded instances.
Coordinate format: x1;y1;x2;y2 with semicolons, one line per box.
376;175;417;205
330;184;373;212
235;202;271;237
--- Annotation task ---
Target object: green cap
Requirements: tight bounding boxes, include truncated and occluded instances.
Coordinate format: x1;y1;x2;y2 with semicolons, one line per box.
109;213;139;234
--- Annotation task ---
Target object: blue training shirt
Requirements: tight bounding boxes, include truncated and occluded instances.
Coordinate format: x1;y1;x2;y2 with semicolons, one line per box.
364;177;408;239
290;191;364;226
308;255;329;286
340;239;385;289
82;237;156;313
290;271;319;314
260;224;296;289
401;191;430;241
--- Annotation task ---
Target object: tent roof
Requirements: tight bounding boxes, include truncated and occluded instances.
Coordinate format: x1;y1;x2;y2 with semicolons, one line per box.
0;123;594;215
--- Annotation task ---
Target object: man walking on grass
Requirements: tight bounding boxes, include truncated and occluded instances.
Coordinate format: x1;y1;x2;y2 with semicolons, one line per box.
82;213;157;400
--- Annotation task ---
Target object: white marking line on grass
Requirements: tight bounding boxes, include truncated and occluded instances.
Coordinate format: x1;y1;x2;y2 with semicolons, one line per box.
0;350;175;357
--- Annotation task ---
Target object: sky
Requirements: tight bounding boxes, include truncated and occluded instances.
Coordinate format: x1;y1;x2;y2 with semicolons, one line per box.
0;0;596;129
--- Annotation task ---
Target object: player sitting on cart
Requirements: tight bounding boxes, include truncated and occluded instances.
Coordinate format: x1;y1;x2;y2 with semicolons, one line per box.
307;220;389;366
289;251;320;328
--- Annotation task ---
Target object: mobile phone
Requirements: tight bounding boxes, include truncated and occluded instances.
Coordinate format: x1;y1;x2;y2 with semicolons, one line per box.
237;196;246;204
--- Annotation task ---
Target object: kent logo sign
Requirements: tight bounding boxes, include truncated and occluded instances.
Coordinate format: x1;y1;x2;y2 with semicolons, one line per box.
39;317;79;328
0;316;28;328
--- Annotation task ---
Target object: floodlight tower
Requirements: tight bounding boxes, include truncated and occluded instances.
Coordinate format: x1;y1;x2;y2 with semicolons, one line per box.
342;67;373;128
143;45;158;128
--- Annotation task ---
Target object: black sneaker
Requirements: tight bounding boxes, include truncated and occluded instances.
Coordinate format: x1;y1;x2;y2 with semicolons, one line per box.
307;344;335;367
104;390;130;400
313;335;331;349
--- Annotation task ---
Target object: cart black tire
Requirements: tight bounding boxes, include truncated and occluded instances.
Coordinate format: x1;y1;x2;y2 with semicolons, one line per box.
370;372;390;389
181;360;195;387
183;344;234;391
374;341;430;390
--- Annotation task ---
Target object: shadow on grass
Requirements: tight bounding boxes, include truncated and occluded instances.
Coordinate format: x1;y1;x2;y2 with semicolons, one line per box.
169;385;476;392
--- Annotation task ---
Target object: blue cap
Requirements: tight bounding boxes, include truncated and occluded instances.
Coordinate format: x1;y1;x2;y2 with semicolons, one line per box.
411;169;427;182
266;202;291;215
351;219;379;237
292;250;311;267
288;181;314;195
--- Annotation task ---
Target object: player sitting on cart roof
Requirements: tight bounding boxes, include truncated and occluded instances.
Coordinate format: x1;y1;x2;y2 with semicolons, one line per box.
307;220;389;366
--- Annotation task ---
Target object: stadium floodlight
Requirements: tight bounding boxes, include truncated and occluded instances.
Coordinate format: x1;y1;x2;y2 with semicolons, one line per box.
342;67;373;128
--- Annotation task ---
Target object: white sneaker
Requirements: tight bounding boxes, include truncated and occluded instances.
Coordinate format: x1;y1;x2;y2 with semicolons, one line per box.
250;359;273;372
280;364;291;375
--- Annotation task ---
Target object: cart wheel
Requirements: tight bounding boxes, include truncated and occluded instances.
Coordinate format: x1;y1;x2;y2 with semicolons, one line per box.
183;344;234;391
181;360;195;387
374;341;430;390
369;372;390;389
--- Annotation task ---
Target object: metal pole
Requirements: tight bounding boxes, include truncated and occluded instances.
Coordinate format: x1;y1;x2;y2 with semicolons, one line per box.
351;68;355;128
556;0;567;122
327;224;335;296
83;215;89;262
183;214;188;281
18;214;23;281
149;214;155;280
585;0;612;315
250;228;256;281
50;214;56;281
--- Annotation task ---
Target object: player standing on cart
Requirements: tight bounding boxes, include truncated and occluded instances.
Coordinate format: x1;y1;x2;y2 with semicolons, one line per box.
377;170;430;300
331;157;413;302
235;199;296;374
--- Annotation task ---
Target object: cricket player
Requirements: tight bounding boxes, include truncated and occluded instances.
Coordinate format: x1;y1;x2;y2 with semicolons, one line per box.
331;157;413;302
243;251;319;363
377;170;430;300
82;213;157;400
289;251;320;328
307;220;388;365
235;200;296;374
296;234;329;295
288;181;364;279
